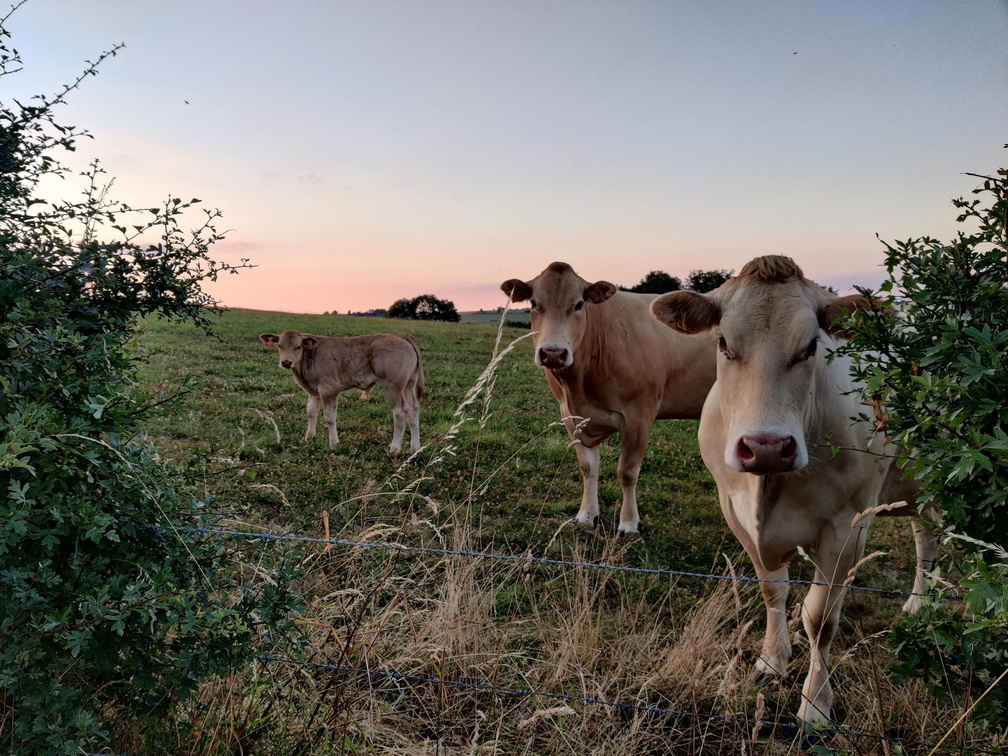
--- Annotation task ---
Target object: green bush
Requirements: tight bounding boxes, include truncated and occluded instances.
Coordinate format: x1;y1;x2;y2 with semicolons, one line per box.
841;159;1008;732
0;14;299;755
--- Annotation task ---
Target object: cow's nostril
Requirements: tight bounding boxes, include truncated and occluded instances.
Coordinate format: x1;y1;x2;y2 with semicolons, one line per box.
281;360;292;369
736;437;755;462
781;436;797;462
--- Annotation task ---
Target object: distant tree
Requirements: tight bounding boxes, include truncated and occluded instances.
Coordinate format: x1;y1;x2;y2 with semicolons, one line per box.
686;268;733;292
387;298;414;319
348;308;387;318
624;270;682;294
388;294;460;322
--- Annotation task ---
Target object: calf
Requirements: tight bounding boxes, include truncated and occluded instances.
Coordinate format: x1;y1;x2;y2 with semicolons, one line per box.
651;255;938;724
501;262;717;533
259;330;424;454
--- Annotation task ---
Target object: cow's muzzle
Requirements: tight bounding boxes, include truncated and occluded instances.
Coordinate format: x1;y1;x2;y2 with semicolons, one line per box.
734;432;799;474
280;359;293;369
537;345;571;369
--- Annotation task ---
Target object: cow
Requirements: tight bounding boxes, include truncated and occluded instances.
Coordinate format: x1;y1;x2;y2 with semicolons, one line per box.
500;262;718;534
650;255;939;724
259;330;424;454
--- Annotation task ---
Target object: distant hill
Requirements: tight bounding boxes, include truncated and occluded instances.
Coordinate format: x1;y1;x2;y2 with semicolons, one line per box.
459;308;530;326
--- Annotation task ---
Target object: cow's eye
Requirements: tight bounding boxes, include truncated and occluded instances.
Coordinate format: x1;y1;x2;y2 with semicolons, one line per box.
530;298;538;310
788;337;818;367
574;301;584;312
718;336;733;360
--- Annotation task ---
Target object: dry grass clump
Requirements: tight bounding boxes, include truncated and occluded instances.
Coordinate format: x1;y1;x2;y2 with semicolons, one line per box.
152;497;983;756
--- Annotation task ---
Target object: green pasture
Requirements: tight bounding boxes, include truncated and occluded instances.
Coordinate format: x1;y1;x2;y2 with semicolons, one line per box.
137;309;728;573
136;308;921;598
131;308;946;753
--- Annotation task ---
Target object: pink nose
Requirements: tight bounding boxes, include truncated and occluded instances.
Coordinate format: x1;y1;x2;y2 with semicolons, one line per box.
735;432;798;474
538;346;569;368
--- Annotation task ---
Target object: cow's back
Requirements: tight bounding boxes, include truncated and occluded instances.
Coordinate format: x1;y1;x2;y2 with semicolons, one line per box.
571;290;717;421
367;333;422;390
296;333;411;394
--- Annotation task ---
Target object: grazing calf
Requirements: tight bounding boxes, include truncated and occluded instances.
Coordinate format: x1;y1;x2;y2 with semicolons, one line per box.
651;255;939;724
259;330;424;454
501;262;717;533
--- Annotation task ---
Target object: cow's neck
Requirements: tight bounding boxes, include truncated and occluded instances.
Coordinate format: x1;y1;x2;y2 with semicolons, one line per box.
748;474;815;568
290;350;314;385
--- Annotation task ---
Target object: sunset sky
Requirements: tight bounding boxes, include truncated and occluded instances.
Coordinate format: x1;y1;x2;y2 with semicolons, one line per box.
8;0;1008;313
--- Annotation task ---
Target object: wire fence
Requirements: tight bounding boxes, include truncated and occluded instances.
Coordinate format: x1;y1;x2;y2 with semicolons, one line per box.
163;523;932;600
260;655;1003;756
134;521;1001;756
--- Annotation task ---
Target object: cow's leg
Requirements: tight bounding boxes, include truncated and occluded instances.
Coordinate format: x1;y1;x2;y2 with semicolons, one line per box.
573;441;601;526
615;424;651;534
386;389;407;454
797;525;866;724
305;393;322;443
406;388;421;452
903;504;940;615
321;395;339;449
754;563;791;679
723;496;792;678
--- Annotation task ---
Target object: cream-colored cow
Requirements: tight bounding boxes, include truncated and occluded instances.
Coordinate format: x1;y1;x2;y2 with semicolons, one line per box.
502;262;718;533
651;255;939;724
259;330;424;453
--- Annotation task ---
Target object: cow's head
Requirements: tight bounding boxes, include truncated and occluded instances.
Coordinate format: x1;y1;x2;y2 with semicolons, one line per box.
259;330;319;370
501;262;617;369
651;255;869;474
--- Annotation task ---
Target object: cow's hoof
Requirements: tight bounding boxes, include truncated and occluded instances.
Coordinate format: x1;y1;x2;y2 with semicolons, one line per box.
574;514;598;528
616;523;641;537
799;723;835;751
901;595;924;615
753;658;787;684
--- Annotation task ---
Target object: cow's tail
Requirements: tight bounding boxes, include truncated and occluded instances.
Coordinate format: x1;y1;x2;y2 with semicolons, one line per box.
403;334;425;399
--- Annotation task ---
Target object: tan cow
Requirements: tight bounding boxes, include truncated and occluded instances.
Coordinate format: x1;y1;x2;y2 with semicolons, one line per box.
259;330;424;454
501;262;718;533
651;255;939;724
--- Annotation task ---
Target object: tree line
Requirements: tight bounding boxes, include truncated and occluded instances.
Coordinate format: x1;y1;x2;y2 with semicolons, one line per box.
378;268;733;322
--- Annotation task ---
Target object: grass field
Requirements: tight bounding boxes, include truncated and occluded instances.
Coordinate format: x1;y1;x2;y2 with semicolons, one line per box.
129;308;979;755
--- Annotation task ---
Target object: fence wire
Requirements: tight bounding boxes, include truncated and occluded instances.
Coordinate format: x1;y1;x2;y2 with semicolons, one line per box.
160;523;932;600
260;654;1002;756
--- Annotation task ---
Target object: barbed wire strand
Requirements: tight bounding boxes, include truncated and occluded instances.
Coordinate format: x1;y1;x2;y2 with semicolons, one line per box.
157;523;937;600
260;654;1000;756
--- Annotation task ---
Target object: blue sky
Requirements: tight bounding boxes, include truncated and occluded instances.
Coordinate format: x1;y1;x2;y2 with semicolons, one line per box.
7;0;1007;313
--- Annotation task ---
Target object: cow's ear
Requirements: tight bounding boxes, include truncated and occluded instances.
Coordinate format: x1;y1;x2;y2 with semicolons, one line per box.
584;280;617;304
302;336;319;351
818;294;870;336
651;291;720;334
260;333;279;348
501;278;533;302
